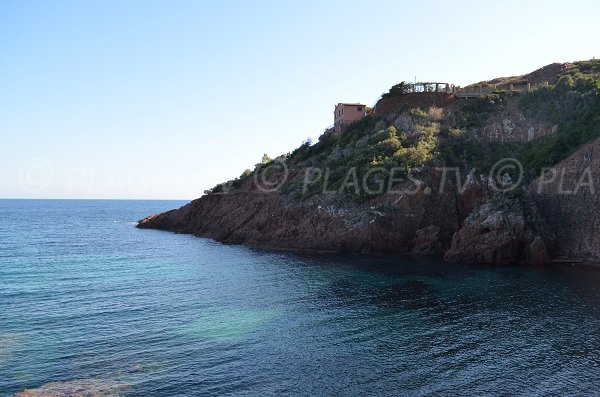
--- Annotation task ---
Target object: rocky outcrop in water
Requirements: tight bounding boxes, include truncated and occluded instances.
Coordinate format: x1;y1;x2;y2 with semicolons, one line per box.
444;195;552;265
138;171;490;254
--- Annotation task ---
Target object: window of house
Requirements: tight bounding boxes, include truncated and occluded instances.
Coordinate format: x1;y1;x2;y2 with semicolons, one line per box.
357;106;362;111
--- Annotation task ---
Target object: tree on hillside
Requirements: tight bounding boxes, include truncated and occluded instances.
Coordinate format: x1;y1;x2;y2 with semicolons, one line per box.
261;153;272;164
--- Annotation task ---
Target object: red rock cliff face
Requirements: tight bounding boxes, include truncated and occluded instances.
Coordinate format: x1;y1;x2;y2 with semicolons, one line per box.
444;199;551;265
374;93;454;116
138;172;491;255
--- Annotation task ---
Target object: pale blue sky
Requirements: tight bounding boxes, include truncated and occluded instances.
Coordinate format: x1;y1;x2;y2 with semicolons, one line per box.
1;0;597;199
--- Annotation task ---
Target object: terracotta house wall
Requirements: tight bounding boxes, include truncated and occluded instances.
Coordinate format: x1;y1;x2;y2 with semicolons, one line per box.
334;103;366;133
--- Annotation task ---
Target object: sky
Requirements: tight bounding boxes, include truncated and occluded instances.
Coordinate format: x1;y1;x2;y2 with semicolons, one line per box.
1;0;598;199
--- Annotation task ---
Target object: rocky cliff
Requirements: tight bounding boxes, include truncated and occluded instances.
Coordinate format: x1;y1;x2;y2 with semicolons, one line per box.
530;137;600;259
139;171;491;255
139;60;600;264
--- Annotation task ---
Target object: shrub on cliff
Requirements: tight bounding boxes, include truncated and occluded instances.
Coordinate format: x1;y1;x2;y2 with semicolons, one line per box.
454;93;505;128
376;126;403;157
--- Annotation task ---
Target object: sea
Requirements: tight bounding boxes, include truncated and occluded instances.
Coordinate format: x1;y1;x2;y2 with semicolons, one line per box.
1;199;600;396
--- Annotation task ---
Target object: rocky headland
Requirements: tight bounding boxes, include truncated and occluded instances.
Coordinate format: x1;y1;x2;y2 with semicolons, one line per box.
139;60;600;265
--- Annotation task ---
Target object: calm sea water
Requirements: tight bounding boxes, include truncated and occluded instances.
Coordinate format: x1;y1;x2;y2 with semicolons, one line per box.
1;199;600;396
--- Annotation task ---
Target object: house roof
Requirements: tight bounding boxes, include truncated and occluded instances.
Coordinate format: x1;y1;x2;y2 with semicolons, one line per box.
336;102;365;107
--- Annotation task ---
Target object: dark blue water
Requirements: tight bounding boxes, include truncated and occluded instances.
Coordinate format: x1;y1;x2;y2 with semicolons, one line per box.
1;200;600;396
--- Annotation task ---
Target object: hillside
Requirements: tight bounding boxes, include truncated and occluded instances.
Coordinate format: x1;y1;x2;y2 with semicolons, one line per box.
139;59;600;264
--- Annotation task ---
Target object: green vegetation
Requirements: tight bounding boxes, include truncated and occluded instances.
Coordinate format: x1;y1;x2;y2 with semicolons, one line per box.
381;81;412;98
284;109;440;199
520;70;600;173
453;93;508;128
437;129;522;174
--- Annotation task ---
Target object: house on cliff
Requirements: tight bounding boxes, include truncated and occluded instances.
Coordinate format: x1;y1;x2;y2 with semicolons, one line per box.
334;102;366;133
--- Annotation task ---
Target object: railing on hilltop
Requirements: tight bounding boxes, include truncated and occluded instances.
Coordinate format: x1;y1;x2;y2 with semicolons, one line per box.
383;80;552;101
410;82;455;93
455;81;550;98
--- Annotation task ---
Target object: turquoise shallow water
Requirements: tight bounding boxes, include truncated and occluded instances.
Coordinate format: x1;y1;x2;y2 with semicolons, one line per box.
1;199;600;396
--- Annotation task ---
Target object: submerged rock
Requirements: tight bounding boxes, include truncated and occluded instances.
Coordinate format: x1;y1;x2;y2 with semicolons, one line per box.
0;332;20;362
13;378;128;397
180;307;281;341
